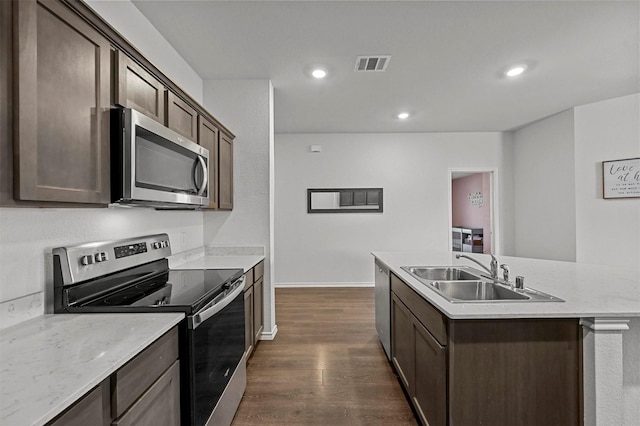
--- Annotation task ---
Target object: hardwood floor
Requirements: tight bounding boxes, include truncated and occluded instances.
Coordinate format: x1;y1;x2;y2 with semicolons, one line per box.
231;288;418;425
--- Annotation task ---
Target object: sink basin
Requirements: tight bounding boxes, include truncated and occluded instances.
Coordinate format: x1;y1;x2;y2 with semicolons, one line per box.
400;265;564;303
402;266;481;281
430;280;529;301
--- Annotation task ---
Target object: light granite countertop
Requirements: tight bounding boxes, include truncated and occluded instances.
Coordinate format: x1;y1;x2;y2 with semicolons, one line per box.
373;250;640;319
0;313;184;426
174;255;264;273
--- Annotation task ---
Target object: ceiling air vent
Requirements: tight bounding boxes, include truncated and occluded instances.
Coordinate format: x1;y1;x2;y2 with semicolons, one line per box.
355;55;391;72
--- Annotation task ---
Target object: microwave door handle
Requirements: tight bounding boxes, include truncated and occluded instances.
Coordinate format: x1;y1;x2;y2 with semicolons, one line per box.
195;156;208;196
189;277;245;329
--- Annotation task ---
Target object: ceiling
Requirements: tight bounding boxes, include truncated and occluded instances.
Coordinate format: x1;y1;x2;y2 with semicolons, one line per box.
132;0;639;134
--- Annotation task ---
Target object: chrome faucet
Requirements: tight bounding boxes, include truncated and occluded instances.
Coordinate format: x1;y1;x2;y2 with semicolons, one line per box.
455;253;499;279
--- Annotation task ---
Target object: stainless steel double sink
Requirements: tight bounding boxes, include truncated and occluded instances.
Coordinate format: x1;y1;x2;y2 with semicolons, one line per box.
401;266;563;303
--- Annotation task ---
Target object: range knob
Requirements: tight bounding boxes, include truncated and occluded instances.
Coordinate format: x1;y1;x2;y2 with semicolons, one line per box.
81;255;95;266
153;241;169;249
95;252;108;262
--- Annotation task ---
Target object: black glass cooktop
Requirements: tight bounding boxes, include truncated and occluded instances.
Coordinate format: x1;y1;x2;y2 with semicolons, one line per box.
63;260;243;315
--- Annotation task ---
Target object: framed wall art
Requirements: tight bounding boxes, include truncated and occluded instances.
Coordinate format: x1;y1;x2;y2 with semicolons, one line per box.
602;157;639;199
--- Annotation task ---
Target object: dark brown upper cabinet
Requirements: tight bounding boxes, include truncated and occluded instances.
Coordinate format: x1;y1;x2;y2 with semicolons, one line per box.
166;91;198;142
197;115;219;209
3;0;235;208
12;0;111;204
114;50;165;124
1;1;13;205
218;131;234;210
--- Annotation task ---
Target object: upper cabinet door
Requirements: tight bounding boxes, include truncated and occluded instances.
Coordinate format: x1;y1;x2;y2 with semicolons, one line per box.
197;116;219;209
114;51;165;124
218;132;233;210
166;91;197;142
14;0;111;204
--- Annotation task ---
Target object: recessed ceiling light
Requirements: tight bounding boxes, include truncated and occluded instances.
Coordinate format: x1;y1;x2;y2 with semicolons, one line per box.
311;69;327;79
505;65;527;77
397;112;410;120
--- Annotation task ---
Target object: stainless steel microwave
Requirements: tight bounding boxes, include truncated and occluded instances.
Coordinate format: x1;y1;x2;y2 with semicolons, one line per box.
111;108;209;208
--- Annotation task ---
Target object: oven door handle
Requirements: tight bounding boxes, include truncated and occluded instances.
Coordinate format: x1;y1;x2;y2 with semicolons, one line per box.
189;276;245;329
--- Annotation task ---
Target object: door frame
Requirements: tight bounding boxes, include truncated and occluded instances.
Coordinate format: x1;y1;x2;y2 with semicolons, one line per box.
447;168;500;255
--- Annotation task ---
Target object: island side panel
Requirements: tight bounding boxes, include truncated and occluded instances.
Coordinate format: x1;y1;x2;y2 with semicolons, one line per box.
448;318;583;426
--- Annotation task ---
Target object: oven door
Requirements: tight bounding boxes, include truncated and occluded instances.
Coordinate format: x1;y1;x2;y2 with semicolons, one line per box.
113;108;209;207
184;278;246;426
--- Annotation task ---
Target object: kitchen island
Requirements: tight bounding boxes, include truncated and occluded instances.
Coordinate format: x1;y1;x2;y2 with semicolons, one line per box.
373;250;640;426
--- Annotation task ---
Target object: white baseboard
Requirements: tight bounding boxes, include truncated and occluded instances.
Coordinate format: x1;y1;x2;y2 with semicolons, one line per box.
259;324;278;340
274;282;374;288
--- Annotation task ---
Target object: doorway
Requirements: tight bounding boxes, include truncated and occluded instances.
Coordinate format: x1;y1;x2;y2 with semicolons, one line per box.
448;169;498;254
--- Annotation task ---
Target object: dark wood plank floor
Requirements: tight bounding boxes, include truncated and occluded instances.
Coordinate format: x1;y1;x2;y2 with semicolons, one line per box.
231;287;418;426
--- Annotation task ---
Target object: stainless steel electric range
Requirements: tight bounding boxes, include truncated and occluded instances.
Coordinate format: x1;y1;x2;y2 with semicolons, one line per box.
53;234;246;426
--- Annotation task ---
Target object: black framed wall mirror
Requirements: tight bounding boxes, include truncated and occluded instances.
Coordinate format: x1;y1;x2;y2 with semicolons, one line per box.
307;188;383;213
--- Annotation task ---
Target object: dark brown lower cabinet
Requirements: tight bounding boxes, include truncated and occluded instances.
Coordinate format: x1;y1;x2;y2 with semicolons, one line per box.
244;285;255;359
390;273;582;426
391;293;446;426
112;361;180;426
448;319;582;426
46;380;110;426
413;318;446;426
391;293;414;391
244;260;265;359
253;277;264;343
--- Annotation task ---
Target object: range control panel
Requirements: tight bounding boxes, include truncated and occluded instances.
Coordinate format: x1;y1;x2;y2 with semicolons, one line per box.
114;242;148;259
53;234;172;285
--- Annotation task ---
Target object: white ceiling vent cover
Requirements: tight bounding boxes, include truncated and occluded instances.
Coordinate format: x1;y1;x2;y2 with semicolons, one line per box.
355;55;391;72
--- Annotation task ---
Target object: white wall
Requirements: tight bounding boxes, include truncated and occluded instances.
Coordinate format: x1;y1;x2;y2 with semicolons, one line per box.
85;0;203;103
574;93;640;268
512;109;577;261
0;208;203;328
202;80;275;335
275;132;513;286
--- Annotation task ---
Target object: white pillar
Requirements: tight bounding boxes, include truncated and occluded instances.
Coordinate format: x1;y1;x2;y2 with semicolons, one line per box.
581;318;630;426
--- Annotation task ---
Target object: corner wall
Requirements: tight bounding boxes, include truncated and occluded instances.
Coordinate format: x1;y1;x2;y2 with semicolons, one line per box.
512;109;577;261
202;80;275;336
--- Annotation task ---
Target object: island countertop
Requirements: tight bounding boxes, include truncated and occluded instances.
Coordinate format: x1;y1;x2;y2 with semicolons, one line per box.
372;250;640;319
0;313;184;426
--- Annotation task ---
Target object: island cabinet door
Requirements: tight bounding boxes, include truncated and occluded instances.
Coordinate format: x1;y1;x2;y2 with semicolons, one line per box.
391;293;414;394
413;320;447;426
448;319;582;426
14;0;111;204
